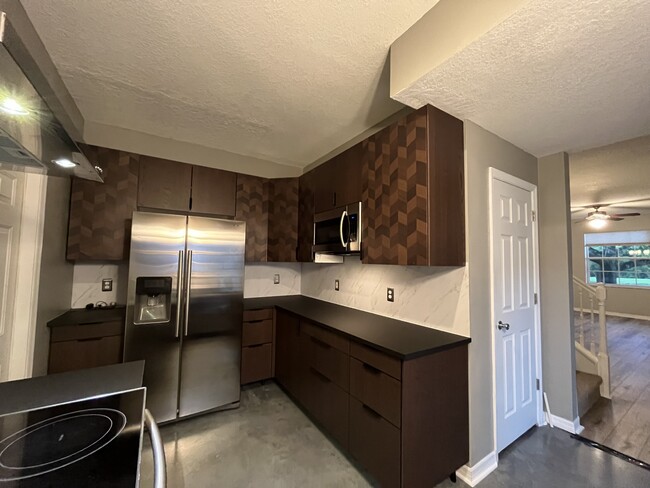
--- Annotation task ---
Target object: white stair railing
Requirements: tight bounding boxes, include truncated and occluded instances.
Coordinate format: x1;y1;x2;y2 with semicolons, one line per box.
572;276;610;399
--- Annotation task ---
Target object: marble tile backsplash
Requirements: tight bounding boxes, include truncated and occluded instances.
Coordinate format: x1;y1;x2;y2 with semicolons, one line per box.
301;257;470;337
71;263;129;308
244;263;301;298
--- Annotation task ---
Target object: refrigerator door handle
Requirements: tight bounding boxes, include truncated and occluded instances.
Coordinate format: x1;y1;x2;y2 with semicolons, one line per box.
184;249;193;336
175;250;184;338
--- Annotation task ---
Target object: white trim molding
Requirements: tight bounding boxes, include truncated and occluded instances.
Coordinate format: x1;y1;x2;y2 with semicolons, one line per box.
548;415;584;435
8;173;47;380
456;451;498;487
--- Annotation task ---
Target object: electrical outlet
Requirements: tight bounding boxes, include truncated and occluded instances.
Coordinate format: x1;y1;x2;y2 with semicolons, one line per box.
387;287;394;302
273;274;280;284
101;278;113;292
335;279;340;291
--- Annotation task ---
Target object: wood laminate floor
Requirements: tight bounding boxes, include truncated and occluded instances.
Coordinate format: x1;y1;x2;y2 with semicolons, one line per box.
577;314;650;464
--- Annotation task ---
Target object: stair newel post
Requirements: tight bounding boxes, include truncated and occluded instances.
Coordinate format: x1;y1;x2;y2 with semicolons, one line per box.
596;283;611;399
589;295;596;353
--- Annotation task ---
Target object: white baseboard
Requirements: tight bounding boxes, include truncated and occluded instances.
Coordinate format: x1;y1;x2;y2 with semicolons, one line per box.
549;414;584;434
573;308;650;322
604;310;650;322
456;451;498;487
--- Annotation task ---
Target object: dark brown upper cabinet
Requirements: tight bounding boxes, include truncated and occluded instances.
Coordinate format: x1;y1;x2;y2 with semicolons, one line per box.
313;143;363;214
67;145;139;261
235;174;298;263
190;165;237;216
267;178;299;262
235;174;269;262
362;105;465;267
137;156;192;212
138;157;236;216
297;171;316;262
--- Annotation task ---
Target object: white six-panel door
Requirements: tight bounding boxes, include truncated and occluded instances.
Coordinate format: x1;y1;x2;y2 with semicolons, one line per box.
0;170;24;381
491;172;538;452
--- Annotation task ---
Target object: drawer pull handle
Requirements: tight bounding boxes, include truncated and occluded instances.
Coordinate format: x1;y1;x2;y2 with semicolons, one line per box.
245;319;265;324
77;337;103;342
246;343;267;349
310;336;331;349
310;367;331;383
362;363;381;375
362;403;382;419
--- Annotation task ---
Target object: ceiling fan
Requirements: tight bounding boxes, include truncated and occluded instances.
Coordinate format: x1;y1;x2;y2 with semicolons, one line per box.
584;206;641;222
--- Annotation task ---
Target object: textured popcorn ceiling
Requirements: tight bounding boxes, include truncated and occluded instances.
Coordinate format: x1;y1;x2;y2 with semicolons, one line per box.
393;0;650;157
569;134;650;220
20;0;438;167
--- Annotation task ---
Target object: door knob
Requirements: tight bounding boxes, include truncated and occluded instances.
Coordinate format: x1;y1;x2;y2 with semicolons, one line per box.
497;321;510;331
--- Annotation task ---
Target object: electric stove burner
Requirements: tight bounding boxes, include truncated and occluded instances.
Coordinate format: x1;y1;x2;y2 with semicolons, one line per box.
0;408;126;482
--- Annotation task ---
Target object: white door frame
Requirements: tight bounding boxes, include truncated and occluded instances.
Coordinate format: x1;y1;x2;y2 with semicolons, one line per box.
7;173;47;380
488;167;544;455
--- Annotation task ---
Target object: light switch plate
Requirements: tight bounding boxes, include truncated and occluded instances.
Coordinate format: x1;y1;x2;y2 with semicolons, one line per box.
387;287;394;302
335;279;340;291
102;278;113;292
273;274;280;284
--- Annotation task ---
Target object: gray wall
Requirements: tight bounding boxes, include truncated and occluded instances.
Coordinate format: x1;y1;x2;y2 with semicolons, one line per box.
572;216;650;318
464;121;538;464
538;153;578;421
32;176;74;376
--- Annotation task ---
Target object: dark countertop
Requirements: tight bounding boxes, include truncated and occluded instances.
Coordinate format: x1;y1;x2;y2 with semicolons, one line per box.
0;361;145;416
244;296;470;360
47;306;126;327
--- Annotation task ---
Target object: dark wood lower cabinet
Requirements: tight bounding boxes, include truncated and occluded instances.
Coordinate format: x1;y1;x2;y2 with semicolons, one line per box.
349;396;401;488
48;321;123;374
273;310;469;488
241;308;275;385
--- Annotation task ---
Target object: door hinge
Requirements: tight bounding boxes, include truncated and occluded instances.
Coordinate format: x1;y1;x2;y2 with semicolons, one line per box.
532;210;536;222
534;293;538;305
536;379;540;391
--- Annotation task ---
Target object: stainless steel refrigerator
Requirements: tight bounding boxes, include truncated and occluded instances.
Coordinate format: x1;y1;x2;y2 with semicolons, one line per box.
124;211;245;423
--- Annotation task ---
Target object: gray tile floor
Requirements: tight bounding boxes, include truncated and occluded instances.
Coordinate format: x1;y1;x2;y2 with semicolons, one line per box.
141;382;650;487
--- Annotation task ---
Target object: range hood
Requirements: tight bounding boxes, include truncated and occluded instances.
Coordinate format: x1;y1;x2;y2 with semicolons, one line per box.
0;7;102;182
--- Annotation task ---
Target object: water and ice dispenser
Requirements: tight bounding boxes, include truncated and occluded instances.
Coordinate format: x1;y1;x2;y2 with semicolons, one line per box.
134;276;172;324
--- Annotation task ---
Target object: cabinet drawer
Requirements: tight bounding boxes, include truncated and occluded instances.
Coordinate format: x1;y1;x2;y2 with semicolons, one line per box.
306;333;349;391
350;357;401;428
302;320;349;354
350;341;401;380
242;319;273;346
243;308;273;322
349;396;401;488
241;343;273;384
307;366;350;450
48;335;122;374
50;321;123;343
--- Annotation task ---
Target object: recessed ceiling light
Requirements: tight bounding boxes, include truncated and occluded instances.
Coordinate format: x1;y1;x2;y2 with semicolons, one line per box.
0;98;29;116
53;158;77;169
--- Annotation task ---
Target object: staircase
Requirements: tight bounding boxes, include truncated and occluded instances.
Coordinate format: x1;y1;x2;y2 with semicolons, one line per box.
573;276;611;402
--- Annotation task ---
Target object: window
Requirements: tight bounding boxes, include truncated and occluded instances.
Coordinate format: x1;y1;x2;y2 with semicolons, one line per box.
586;244;650;286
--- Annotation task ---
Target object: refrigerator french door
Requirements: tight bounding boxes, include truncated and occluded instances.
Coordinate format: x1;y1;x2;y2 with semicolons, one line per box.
124;211;245;423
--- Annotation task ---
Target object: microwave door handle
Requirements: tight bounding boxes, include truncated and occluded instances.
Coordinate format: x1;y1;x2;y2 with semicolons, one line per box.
339;210;349;248
175;250;184;338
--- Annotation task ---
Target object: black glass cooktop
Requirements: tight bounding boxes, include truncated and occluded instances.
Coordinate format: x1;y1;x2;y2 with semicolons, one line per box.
0;388;145;487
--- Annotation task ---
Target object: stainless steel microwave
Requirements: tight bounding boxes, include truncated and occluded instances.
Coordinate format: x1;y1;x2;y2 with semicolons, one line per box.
313;202;362;255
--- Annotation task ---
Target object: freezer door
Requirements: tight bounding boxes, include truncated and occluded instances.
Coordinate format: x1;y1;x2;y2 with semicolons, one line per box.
124;211;187;423
179;216;245;417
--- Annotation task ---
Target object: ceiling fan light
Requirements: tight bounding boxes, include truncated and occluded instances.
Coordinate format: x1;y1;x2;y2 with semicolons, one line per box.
589;219;607;230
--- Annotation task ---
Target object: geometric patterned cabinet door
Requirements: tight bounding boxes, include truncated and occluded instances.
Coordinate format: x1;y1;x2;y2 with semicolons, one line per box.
235;174;269;263
67;145;139;261
235;174;299;263
362;105;465;267
296;170;315;262
268;178;299;263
